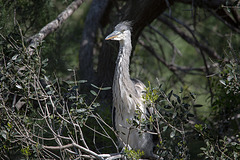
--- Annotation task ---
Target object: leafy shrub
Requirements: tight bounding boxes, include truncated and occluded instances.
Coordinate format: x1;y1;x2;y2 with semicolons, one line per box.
0;28;116;159
198;51;240;160
1;26;239;160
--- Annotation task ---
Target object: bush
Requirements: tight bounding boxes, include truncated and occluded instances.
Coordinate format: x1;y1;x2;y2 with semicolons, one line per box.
1;26;239;160
0;28;116;159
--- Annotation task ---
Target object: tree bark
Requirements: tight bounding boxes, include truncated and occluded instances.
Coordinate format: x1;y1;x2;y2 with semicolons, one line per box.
96;0;174;98
78;0;109;82
27;0;85;55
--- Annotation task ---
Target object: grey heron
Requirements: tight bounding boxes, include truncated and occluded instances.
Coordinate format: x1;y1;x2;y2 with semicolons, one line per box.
105;21;157;159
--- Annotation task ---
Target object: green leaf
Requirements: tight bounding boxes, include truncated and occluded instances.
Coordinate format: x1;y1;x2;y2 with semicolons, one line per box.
180;87;183;93
170;130;175;138
172;112;177;118
190;92;196;100
200;147;206;151
78;80;87;83
194;104;203;107
93;103;100;107
47;90;55;95
12;54;19;60
162;126;168;132
101;87;111;90
91;84;99;89
182;96;190;100
90;90;97;96
227;75;233;81
231;142;237;146
173;93;181;103
42;58;48;64
168;90;173;100
183;103;190;109
236;145;240;150
76;108;87;113
164;105;171;109
16;84;23;89
0;131;7;139
220;80;226;85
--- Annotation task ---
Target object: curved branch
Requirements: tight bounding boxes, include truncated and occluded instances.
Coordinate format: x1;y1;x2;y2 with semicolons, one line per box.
27;0;85;55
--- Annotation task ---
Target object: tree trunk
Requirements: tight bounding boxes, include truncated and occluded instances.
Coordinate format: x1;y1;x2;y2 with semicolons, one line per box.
78;0;109;82
96;0;174;98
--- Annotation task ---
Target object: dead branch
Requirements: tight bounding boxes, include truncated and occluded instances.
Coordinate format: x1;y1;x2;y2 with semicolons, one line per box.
27;0;85;55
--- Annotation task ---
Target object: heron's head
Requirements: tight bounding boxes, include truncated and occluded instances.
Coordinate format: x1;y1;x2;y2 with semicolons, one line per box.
105;21;132;41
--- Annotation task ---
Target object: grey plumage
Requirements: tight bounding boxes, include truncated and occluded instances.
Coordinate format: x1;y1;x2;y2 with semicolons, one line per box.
105;21;156;159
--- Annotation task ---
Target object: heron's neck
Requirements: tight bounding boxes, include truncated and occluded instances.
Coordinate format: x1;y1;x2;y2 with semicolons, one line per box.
115;38;132;83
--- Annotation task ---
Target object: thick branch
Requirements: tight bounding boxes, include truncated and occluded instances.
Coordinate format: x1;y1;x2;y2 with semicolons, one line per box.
27;0;85;55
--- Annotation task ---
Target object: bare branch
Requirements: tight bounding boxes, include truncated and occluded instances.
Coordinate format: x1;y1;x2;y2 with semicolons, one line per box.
138;39;212;75
148;25;182;56
27;0;85;55
44;143;104;160
209;9;240;33
158;16;221;60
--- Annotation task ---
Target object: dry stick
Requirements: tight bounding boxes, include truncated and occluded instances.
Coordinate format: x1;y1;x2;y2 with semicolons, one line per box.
27;0;85;55
45;143;104;160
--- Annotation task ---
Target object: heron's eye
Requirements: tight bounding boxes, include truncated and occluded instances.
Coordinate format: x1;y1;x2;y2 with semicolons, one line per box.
121;29;125;33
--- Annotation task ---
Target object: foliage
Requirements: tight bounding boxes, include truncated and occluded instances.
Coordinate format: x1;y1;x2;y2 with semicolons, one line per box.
124;147;144;160
1;0;240;159
0;27;116;159
1;27;239;159
141;82;198;159
0;0;55;35
196;49;240;160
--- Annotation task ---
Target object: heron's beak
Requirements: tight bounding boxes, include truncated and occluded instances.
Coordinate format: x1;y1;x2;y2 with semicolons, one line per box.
105;31;121;40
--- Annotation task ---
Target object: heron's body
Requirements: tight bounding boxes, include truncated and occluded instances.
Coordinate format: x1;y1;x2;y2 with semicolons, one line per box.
105;21;155;158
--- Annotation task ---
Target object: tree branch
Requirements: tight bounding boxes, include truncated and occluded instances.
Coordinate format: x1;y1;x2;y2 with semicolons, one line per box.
158;16;221;60
27;0;85;55
210;8;240;33
138;39;216;75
